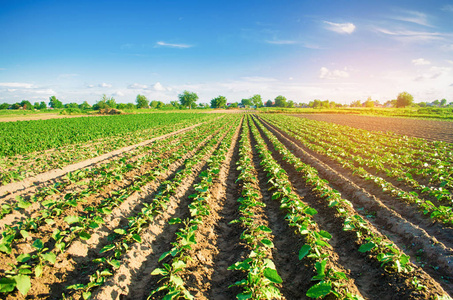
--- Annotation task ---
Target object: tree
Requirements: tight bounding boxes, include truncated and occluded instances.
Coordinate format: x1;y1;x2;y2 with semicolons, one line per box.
210;95;227;108
136;94;149;108
105;98;117;109
241;98;252;107
265;100;273;107
396;92;413;108
178;90;198;109
364;97;374;107
287;100;295;108
274;95;287;107
350;100;361;107
65;102;79;109
0;103;9;110
20;100;33;110
440;99;447;107
228;102;238;108
250;94;263;107
170;100;181;109
79;101;91;110
34;102;40;109
49;96;63;108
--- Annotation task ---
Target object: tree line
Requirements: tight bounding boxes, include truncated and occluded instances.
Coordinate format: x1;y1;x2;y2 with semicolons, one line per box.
1;91;451;111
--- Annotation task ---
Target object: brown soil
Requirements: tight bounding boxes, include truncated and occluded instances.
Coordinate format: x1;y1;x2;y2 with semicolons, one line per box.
1;114;452;299
289;114;453;143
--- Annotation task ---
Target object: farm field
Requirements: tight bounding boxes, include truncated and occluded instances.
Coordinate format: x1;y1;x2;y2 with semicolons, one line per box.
289;113;453;143
0;113;452;299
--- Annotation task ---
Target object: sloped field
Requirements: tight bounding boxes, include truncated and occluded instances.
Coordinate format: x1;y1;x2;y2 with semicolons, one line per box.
0;113;451;299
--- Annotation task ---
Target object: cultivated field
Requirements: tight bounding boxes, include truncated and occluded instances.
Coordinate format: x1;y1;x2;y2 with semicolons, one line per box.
0;113;452;299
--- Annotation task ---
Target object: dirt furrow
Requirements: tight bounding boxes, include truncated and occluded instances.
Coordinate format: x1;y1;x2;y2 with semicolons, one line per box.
259;116;453;296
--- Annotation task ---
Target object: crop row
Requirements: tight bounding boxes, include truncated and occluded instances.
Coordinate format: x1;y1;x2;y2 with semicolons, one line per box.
227;117;283;299
0;112;218;157
149;116;240;299
0;115;237;298
260;115;453;225
0;113;222;185
250;116;363;299
253;116;451;298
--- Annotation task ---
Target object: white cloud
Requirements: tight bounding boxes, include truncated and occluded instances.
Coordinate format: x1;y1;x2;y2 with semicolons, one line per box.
128;83;148;89
153;82;165;91
266;40;298;45
324;21;356;34
447;60;453;65
319;67;350;79
7;89;17;92
156;41;192;48
113;91;124;97
0;82;34;88
412;58;431;65
99;83;112;88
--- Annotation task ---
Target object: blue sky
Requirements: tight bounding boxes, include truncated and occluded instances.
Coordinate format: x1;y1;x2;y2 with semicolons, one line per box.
0;0;452;105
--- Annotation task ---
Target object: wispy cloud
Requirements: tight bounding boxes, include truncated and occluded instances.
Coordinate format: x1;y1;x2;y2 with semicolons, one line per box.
265;40;298;45
0;82;34;88
156;41;192;48
390;10;431;27
319;67;349;79
441;44;453;51
99;83;112;88
412;58;431;65
375;28;445;42
324;21;356;34
442;5;453;13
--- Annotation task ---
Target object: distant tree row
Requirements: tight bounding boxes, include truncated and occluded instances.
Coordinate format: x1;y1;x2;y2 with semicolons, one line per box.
1;91;451;111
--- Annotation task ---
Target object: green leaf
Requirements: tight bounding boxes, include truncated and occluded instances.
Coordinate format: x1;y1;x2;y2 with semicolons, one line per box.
258;225;272;233
108;259;121;269
32;239;44;250
17;200;32;209
299;244;311;260
263;267;283;284
16;253;32;263
306;282;332;298
79;231;91;240
13;275;30;296
358;242;376;253
304;207;318;216
42;252;57;264
318;230;332;240
35;264;43;277
237;292;252;299
82;291;92;299
0;277;16;293
114;229;127;235
261;238;274;248
64;215;80;225
151;268;168;276
132;234;142;243
169;218;181;225
20;230;30;239
99;244;115;253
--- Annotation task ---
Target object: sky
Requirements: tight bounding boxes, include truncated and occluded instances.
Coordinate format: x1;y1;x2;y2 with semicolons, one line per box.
0;0;452;105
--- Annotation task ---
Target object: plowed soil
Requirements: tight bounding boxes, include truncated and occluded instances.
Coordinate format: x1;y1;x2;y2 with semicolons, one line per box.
289;114;453;143
0;114;452;299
